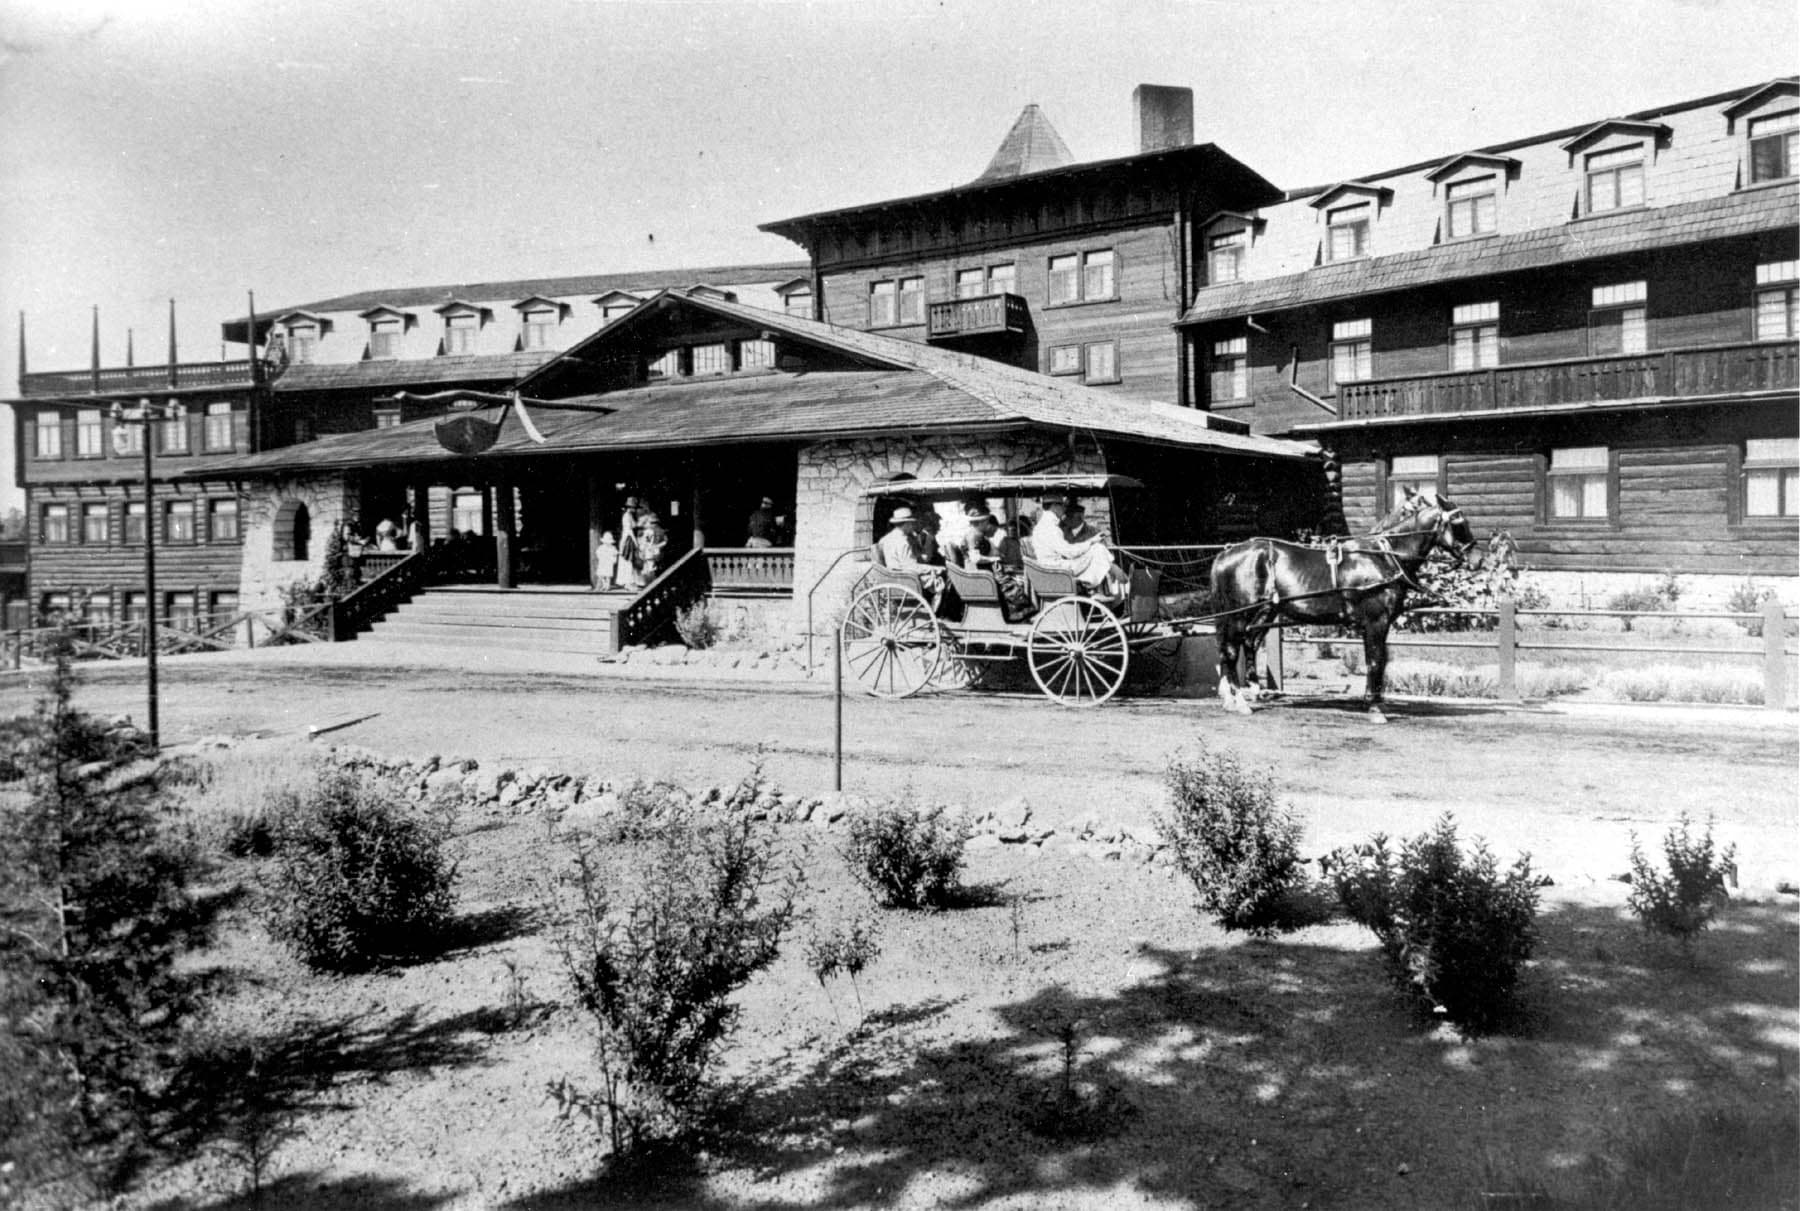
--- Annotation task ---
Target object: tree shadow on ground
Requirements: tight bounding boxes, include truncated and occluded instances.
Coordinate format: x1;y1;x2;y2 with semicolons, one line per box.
141;1172;453;1211
432;902;543;956
505;896;1796;1210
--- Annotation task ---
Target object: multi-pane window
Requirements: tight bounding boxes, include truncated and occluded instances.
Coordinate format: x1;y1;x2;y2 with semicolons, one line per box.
1048;345;1082;375
165;499;195;543
123;593;147;624
124;501;146;544
868;279;897;327
740;339;776;369
34;412;62;459
1327;203;1370;261
1585;144;1644;213
647;350;679;379
76;410;104;457
161;403;188;454
114;421;142;456
1748;111;1797;183
81;503;109;544
1548;446;1610;520
1450;301;1500;370
956;264;1016;298
1755;261;1798;340
210;498;240;541
369;316;402;358
1445;176;1497;238
521;309;558;350
690;344;730;376
85;594;111;626
286;322;318;364
1048;250;1117;304
1084;341;1119;384
165;592;197;631
1207;229;1246;284
897;276;923;324
1329;318;1373;386
41;593;71;620
205;402;235;450
1389;455;1441;508
41;503;70;543
1590;282;1648;355
1209;336;1249;402
209;592;240;626
451;491;485;535
374;408;401;429
445;312;478;354
1744;437;1798;517
781;289;812;319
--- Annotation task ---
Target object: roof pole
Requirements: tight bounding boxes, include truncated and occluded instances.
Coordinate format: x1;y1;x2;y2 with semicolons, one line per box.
90;305;100;392
17;311;26;378
126;328;135;368
167;299;178;388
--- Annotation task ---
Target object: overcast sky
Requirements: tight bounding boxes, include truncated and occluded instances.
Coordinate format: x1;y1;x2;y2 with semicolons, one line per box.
1;0;1795;509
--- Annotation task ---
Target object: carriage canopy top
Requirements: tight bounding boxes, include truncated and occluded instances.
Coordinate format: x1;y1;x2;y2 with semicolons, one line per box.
855;473;1144;500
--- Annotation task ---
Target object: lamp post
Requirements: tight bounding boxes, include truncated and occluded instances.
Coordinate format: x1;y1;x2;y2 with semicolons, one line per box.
110;397;178;748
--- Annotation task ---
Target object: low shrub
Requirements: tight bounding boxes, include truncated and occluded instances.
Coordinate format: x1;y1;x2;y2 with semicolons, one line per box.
1606;573;1680;631
674;599;724;649
1727;578;1776;637
1383;661;1498;700
174;742;321;858
842;798;972;910
1402;537;1548;633
1601;665;1764;706
1329;814;1540;1031
262;768;458;972
550;816;797;1159
1157;743;1305;935
1628;812;1736;950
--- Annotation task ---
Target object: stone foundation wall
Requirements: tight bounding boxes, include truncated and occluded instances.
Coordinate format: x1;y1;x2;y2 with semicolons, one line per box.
790;432;1102;637
239;474;357;618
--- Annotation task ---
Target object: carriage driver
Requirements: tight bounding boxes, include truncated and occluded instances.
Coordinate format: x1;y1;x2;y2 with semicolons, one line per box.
1032;499;1128;596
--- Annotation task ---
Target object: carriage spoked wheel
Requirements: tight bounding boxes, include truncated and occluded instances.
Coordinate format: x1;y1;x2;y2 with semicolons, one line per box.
934;636;994;691
1027;596;1130;706
840;583;944;698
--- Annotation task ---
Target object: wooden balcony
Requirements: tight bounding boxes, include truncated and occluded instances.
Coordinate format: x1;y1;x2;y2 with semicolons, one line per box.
926;293;1028;342
18;359;275;398
1337;340;1799;421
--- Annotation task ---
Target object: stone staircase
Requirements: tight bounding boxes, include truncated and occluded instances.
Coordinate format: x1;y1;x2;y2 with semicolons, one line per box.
360;586;634;659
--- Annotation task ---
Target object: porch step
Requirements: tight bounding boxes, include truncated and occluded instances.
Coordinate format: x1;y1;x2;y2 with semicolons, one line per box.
359;588;630;658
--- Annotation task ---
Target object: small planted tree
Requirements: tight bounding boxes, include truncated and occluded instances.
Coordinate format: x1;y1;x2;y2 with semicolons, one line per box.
0;632;209;1197
1330;814;1540;1032
1157;743;1305;934
1628;812;1736;953
551;816;797;1160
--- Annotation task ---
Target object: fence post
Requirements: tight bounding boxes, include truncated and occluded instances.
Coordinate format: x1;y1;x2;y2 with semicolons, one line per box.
245;617;255;649
1764;598;1789;711
1265;623;1285;690
1497;593;1518;702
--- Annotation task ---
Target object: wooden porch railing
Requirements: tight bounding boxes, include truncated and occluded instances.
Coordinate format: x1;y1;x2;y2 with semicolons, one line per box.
703;546;795;594
18;359;275;396
617;547;707;650
329;548;431;641
1337;339;1799;420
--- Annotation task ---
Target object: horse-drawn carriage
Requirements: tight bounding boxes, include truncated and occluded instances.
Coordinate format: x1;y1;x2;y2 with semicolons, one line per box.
838;472;1480;712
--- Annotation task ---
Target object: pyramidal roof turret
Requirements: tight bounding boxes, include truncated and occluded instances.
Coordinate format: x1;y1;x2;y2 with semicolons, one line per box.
972;103;1075;184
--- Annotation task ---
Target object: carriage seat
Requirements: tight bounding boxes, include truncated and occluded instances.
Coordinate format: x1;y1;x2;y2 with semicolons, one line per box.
943;562;1029;624
865;542;927;598
1021;556;1078;605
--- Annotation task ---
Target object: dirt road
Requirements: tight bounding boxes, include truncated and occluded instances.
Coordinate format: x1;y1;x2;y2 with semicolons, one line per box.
6;651;1794;888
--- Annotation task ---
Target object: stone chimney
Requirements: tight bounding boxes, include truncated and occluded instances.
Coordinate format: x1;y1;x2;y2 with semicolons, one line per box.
1133;84;1194;153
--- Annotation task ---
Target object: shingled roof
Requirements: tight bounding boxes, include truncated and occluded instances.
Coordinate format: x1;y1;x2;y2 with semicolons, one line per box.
271;350;561;393
973;104;1076;184
200;292;1311;476
1180;183;1799;325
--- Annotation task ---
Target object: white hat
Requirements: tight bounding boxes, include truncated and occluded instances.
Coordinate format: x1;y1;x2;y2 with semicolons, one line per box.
761;496;774;508
889;507;916;524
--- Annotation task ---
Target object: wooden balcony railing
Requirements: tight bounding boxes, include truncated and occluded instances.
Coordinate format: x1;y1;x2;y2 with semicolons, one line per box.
704;547;794;594
18;359;277;398
1337;340;1799;421
926;292;1029;341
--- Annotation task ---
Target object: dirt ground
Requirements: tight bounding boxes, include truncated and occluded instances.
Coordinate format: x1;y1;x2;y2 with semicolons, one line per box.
3;653;1796;1210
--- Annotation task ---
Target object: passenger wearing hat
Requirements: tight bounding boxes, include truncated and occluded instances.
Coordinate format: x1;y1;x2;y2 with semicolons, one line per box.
617;496;647;588
1031;498;1126;596
746;495;778;548
877;506;946;599
957;509;1033;617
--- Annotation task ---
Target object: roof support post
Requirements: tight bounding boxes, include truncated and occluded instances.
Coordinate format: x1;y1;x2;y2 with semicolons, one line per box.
494;477;516;590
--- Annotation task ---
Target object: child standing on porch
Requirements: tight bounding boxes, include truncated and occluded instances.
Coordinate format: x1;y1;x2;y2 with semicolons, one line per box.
595;532;619;591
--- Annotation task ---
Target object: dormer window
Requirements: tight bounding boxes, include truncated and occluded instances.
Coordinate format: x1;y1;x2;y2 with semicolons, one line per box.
1207;229;1246;283
1585;144;1644;213
444;312;478;355
1749;111;1797;183
521;307;558;349
1445;176;1497;239
287;322;318;364
595;291;642;323
369;316;403;359
773;279;814;319
1328;204;1370;261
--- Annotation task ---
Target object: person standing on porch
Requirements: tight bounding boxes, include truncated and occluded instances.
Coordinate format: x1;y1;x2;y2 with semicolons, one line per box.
617;497;646;588
746;496;777;548
595;532;619;591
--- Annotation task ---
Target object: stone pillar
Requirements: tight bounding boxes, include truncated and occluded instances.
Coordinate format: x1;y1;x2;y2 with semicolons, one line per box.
494;480;516;589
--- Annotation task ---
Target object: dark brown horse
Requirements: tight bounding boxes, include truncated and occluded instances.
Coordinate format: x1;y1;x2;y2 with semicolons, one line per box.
1210;489;1480;719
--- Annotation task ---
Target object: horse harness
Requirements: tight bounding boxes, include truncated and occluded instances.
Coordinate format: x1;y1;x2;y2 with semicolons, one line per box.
1228;505;1469;627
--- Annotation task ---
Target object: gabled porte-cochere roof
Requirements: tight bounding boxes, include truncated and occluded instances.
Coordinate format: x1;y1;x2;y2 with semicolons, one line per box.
198;292;1312;478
